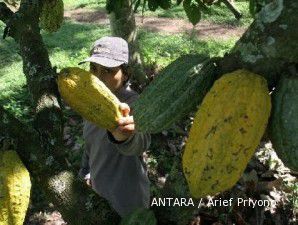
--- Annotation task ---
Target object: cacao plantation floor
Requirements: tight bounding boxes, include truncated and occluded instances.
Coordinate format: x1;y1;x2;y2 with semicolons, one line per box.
64;8;247;40
63;0;253;27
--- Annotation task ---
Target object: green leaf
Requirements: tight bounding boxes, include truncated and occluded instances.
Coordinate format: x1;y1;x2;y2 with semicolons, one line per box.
133;0;142;12
249;0;256;16
158;0;172;10
148;0;159;11
106;0;114;13
120;208;157;225
183;0;201;26
106;0;124;13
195;0;211;14
177;0;183;6
249;0;267;17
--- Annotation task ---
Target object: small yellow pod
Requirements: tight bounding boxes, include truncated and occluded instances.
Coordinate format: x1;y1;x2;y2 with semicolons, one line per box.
0;150;31;225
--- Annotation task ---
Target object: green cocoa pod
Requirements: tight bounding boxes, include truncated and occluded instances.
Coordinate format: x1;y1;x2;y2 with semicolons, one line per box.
133;55;217;133
269;76;298;171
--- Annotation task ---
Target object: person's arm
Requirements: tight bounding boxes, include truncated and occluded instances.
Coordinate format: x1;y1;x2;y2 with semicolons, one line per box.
107;130;151;156
78;119;92;186
78;147;91;180
107;94;151;156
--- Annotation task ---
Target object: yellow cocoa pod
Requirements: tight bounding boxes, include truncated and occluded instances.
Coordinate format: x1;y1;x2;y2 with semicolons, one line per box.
182;69;271;198
57;67;122;131
0;150;31;225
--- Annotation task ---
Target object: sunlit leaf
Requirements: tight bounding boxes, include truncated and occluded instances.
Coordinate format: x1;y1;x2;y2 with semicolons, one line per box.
183;0;201;26
148;0;159;11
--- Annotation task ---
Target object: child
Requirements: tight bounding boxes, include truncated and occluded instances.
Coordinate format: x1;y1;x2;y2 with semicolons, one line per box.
78;36;151;217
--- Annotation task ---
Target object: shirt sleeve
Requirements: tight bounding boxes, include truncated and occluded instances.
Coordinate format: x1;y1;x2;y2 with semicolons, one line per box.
107;130;151;156
78;120;91;180
78;148;91;180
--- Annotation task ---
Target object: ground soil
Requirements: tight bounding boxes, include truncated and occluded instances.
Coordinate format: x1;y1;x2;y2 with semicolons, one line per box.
64;8;247;40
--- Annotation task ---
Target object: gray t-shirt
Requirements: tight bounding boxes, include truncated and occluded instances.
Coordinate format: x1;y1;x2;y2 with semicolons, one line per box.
78;82;151;217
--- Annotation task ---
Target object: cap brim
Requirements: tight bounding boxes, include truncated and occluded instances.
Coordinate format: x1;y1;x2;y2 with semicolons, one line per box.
78;56;125;67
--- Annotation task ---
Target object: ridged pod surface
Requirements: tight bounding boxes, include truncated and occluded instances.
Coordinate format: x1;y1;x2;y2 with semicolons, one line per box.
270;76;298;171
40;0;64;33
57;67;122;131
133;55;217;133
182;69;271;198
0;150;31;225
120;208;157;225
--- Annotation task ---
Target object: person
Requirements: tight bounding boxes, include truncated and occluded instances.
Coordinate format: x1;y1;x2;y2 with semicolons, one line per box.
78;36;151;217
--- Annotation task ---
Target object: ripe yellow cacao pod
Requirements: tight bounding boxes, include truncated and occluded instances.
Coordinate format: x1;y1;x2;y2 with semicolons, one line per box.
182;69;271;198
57;67;122;131
0;150;31;225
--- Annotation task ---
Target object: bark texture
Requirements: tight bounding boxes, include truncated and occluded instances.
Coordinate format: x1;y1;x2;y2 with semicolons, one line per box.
219;0;298;88
109;0;148;85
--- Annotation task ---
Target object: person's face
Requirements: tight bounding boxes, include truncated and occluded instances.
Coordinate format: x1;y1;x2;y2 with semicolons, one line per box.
90;63;128;93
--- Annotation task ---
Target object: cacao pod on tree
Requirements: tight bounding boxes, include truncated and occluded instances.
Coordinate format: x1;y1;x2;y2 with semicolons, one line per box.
182;69;271;198
269;76;298;171
133;55;217;133
0;150;31;225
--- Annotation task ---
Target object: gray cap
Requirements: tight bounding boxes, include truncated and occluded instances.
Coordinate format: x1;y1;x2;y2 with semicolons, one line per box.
79;36;129;67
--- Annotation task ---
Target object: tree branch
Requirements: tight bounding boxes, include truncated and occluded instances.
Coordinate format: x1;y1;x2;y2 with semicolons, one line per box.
0;0;66;165
0;2;14;24
219;0;298;88
221;0;242;20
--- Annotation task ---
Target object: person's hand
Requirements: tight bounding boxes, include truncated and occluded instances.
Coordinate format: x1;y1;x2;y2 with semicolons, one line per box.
83;173;92;187
110;103;136;142
85;178;92;187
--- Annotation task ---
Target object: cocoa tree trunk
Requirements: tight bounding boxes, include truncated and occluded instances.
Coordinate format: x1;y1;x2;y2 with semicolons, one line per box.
108;0;148;85
0;1;120;224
